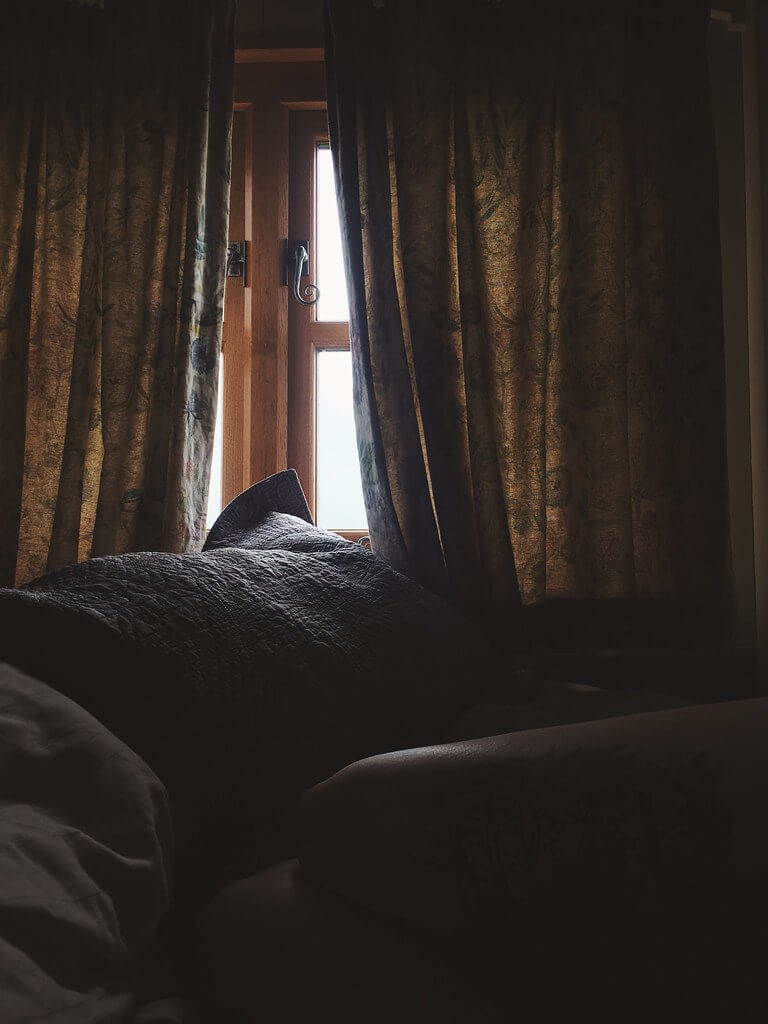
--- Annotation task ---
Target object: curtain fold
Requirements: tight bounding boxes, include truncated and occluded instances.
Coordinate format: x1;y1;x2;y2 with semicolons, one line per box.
0;0;234;586
326;0;732;647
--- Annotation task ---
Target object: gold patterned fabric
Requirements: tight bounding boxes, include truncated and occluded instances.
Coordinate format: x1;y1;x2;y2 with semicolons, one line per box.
326;0;731;645
0;0;234;585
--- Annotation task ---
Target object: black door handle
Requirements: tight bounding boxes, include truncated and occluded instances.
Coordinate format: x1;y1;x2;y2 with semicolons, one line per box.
286;240;320;306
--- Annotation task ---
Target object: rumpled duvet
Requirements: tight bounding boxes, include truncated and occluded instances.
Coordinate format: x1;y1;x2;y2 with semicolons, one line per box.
0;662;174;1023
0;471;512;921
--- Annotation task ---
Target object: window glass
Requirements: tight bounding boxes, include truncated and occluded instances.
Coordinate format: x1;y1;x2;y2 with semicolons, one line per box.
315;146;350;323
316;349;367;530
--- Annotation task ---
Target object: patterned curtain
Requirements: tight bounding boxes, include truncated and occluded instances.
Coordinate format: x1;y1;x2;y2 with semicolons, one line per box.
325;0;732;646
0;0;234;586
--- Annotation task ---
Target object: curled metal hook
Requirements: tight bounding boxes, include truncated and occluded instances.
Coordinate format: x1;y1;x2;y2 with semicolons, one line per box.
286;240;320;307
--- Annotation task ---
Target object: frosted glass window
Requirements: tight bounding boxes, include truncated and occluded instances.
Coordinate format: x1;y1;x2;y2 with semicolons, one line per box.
316;349;367;530
206;354;224;528
315;146;350;323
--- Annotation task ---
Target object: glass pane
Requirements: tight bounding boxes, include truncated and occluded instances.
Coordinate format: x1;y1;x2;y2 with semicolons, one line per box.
206;354;224;528
316;349;367;530
315;146;350;323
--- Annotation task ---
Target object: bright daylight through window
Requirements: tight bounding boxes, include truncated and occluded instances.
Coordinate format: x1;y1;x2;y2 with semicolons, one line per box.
314;146;365;530
316;349;367;530
315;147;350;324
207;142;367;533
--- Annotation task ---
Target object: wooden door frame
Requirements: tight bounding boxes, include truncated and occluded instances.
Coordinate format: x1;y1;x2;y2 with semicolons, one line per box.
229;51;326;499
221;103;252;508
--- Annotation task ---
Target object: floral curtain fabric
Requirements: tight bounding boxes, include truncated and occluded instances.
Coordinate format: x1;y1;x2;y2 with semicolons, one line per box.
325;0;731;645
0;0;234;586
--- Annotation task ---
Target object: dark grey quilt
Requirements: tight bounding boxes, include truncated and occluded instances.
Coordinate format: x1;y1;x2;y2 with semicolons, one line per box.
0;472;513;913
